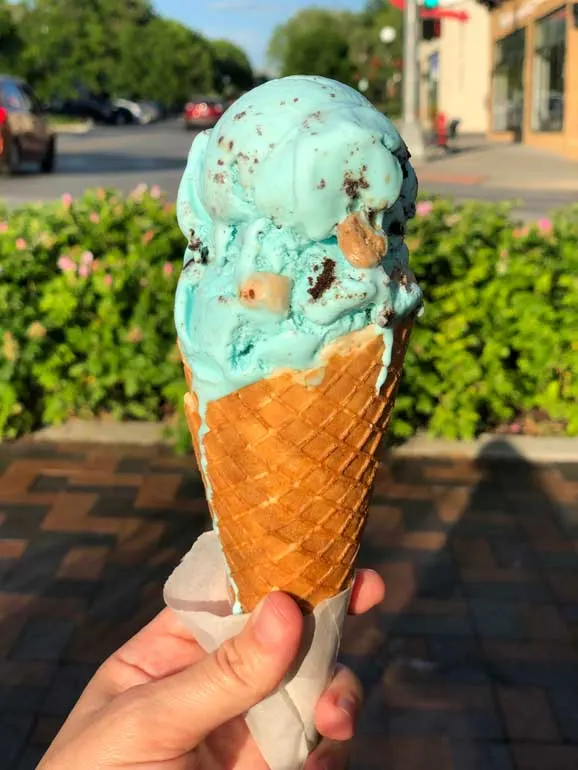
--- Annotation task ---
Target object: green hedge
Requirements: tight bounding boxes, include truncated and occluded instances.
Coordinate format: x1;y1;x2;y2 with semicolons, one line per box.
0;187;183;441
1;188;577;448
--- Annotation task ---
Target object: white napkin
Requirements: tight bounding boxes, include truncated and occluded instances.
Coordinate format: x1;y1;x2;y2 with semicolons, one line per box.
164;531;351;770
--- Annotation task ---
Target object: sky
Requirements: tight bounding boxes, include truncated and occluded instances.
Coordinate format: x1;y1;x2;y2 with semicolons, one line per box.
155;0;366;72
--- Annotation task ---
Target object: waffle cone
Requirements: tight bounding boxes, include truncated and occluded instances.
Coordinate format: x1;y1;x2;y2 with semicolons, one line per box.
182;321;412;613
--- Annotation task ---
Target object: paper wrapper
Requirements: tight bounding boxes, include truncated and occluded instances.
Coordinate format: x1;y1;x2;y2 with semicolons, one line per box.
164;531;351;770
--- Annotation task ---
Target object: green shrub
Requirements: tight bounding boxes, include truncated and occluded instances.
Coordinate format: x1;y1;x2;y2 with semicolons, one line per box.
0;186;184;441
0;188;577;446
395;199;578;439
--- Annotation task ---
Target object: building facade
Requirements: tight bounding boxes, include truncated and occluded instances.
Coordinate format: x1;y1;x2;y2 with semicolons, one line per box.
418;0;491;134
487;0;578;158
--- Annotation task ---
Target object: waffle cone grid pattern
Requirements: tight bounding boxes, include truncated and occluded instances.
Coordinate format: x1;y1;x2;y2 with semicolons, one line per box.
183;322;411;612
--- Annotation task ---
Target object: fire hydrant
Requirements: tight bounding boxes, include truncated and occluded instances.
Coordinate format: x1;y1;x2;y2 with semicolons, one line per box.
435;111;447;148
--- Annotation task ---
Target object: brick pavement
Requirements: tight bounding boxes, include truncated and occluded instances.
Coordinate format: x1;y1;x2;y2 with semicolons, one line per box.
0;441;577;770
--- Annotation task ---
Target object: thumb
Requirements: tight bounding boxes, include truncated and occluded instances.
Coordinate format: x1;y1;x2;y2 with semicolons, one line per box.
115;592;303;754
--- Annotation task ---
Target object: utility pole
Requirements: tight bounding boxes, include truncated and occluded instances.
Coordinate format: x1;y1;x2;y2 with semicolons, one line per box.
401;0;426;159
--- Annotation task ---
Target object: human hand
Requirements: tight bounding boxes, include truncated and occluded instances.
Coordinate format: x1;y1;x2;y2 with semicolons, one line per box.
39;570;384;770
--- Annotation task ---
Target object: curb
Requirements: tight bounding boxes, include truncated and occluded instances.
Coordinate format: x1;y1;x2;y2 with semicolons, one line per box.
482;180;578;193
416;171;578;194
26;421;578;463
418;173;487;186
51;120;94;135
392;434;578;463
30;420;167;446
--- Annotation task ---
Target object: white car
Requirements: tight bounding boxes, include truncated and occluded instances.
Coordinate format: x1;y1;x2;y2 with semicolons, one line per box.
111;99;154;126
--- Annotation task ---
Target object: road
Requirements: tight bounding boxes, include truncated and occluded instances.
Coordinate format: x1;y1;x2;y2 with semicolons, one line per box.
0;121;188;206
1;120;575;220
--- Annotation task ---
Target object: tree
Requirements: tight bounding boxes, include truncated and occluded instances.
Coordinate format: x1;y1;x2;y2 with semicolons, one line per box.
283;25;353;84
0;0;23;73
267;9;354;85
115;18;215;108
14;0;155;100
4;0;251;110
267;2;403;114
211;39;254;95
356;0;403;112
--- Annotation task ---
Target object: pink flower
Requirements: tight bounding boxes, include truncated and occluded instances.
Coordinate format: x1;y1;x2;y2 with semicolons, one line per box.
89;212;100;224
510;422;522;434
57;255;76;272
15;238;27;250
78;264;91;278
104;274;113;286
96;188;106;201
131;183;148;199
163;262;174;277
537;217;553;235
0;222;8;233
61;193;73;208
81;250;94;266
127;326;144;343
142;230;155;245
150;184;162;199
416;201;433;217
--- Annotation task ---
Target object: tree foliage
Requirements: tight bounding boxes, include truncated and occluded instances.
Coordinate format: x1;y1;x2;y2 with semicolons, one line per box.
114;19;215;107
267;1;403;113
283;25;353;85
0;0;252;109
211;39;254;95
0;0;23;71
268;9;353;84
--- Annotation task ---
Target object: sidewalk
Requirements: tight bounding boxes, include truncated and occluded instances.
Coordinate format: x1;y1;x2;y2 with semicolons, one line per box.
1;441;578;769
413;139;578;192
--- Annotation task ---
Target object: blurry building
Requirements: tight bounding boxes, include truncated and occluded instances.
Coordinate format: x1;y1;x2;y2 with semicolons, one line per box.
480;0;578;158
418;0;491;134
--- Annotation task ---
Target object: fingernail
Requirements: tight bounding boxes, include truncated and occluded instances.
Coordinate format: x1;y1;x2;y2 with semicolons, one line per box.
251;593;290;649
337;696;357;721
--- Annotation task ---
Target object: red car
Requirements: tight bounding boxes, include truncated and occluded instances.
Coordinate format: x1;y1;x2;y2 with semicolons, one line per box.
184;97;225;130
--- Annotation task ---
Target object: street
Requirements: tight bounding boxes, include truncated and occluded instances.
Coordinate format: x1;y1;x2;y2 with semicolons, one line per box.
1;120;576;220
0;121;188;206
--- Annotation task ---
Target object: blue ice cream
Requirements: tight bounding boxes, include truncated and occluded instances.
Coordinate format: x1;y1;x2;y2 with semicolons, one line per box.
175;76;421;416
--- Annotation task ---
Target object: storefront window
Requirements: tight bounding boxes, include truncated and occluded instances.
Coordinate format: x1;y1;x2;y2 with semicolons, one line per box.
492;29;525;136
532;8;566;132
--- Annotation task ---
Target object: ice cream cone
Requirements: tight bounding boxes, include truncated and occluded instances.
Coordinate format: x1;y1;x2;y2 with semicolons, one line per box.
181;319;412;613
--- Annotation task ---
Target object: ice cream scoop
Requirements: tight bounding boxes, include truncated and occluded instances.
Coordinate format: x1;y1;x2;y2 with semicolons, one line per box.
175;75;422;416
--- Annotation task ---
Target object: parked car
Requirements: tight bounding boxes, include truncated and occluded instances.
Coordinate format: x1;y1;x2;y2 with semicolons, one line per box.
184;97;225;130
50;95;115;124
0;74;56;175
139;101;164;123
111;98;160;125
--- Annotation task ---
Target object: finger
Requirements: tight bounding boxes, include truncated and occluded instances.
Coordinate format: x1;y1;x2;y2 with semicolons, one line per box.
109;591;303;757
68;609;204;725
305;738;351;770
315;664;362;742
348;569;385;615
102;609;204;688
